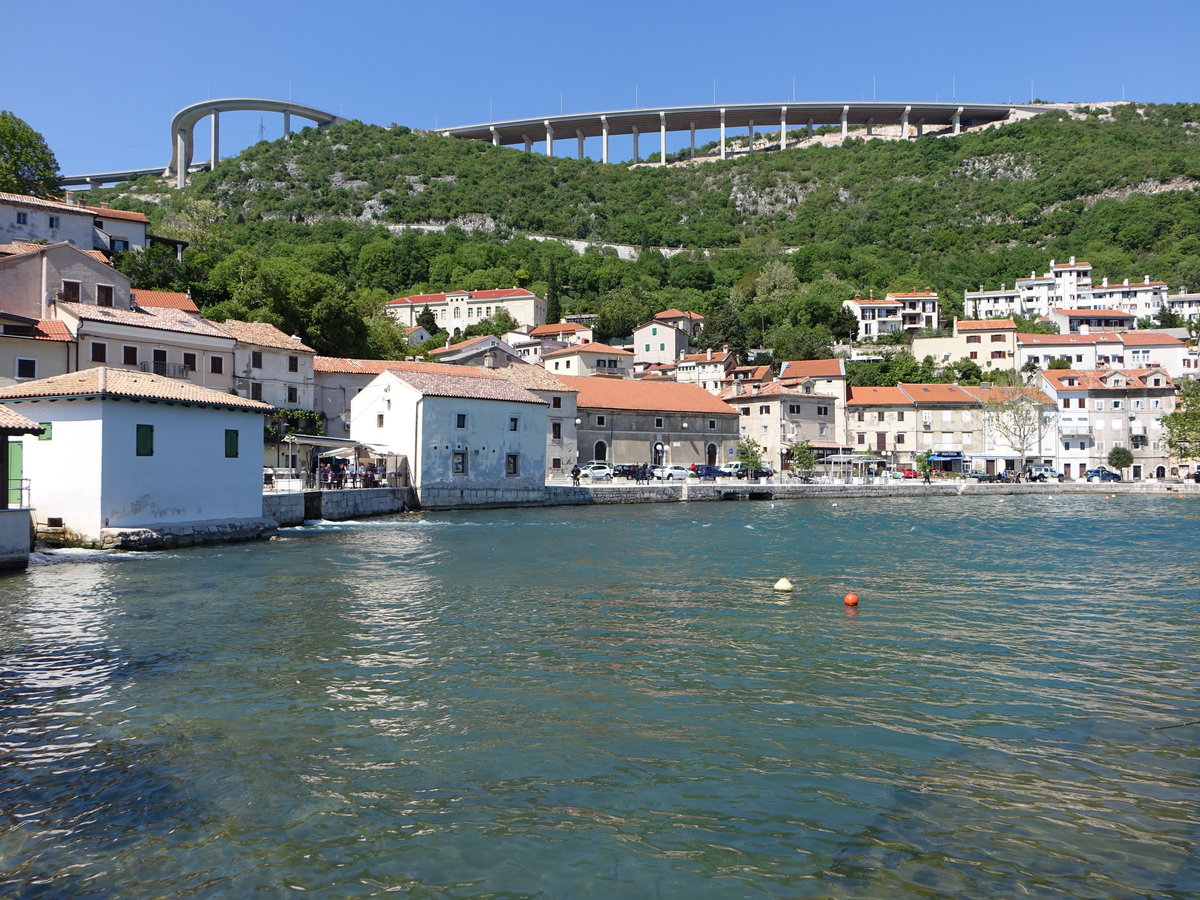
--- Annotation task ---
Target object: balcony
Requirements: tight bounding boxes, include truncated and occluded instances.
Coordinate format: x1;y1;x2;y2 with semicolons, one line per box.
1060;423;1093;437
139;361;190;379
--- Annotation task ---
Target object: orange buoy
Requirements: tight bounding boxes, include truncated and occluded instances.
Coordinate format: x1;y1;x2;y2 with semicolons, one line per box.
843;591;859;607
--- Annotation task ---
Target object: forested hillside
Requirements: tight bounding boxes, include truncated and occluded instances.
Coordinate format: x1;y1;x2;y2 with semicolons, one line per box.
95;102;1200;365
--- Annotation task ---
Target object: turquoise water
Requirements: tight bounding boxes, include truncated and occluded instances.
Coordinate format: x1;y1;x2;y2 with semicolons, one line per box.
2;495;1198;899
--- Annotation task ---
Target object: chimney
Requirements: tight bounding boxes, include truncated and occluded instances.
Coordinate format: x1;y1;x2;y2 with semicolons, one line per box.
1050;259;1056;268
707;348;713;360
100;202;110;209
64;191;76;206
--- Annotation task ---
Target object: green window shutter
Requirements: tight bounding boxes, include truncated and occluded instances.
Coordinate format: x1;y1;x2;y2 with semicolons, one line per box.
225;429;239;458
38;423;52;441
136;424;154;457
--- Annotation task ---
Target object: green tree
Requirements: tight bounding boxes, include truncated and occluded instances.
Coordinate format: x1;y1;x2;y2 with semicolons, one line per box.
1047;357;1072;369
545;258;561;324
915;449;934;476
416;305;438;333
1161;379;1200;461
1107;446;1134;475
982;388;1057;472
735;437;764;472
788;440;816;474
0;110;59;196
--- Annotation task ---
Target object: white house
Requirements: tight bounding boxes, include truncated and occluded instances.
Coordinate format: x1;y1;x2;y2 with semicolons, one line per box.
0;368;272;543
632;319;692;365
349;367;548;508
542;342;634;377
384;288;547;330
1;191;95;251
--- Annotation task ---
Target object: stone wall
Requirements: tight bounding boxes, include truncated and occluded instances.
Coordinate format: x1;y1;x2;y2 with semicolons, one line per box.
263;488;417;525
97;517;278;551
419;486;547;509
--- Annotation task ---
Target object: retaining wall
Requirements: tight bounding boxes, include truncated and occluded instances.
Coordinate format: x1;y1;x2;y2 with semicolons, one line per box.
0;509;34;571
263;488;417;525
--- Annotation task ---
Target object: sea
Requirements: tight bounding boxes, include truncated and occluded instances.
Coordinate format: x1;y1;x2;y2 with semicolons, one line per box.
1;494;1198;899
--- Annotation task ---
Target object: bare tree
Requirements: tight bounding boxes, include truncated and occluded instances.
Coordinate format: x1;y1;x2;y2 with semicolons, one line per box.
982;388;1057;472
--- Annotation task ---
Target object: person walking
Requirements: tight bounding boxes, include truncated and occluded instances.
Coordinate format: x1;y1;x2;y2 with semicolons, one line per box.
571;464;581;486
922;468;931;485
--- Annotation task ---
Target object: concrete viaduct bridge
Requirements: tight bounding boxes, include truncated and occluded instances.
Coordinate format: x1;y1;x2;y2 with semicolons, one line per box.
61;98;346;189
441;100;1049;163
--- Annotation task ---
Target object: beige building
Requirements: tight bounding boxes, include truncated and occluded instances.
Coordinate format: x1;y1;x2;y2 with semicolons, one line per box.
675;348;735;392
214;320;316;409
384;288;547;330
543;342;633;378
0;241;130;321
488;364;579;478
911;318;1018;375
1;314;75;388
846;383;986;470
560;375;739;467
721;381;838;471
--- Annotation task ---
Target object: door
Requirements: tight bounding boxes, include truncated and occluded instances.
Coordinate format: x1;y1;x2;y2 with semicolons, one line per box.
7;440;22;507
707;443;717;466
876;432;886;452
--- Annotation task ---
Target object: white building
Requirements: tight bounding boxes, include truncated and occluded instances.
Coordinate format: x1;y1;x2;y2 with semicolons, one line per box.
542;342;634;378
350;367;548;507
632;319;692;365
843;294;902;340
214;319;316;409
1;191;95;251
0;368;271;543
383;288;547;330
675;348;735;392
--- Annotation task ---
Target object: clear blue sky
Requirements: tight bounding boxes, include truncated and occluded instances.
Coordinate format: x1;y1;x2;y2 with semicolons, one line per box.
16;0;1200;176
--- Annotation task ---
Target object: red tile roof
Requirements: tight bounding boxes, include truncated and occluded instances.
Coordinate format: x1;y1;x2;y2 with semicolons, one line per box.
1092;281;1167;290
542;341;633;359
132;290;199;313
385;287;536;306
0;404;45;434
1120;331;1184;346
654;308;705;320
847;386;909;406
429;335;494;356
530;322;589;336
1051;260;1092;269
886;292;937;299
82;250;112;264
969;385;1053;405
560;375;738;415
87;206;150;223
1040;368;1174;392
848;297;901;307
0;367;272;410
1016;332;1120;346
957;318;1016;331
778;358;844;379
898;383;982;405
679;350;732;363
56;302;232;339
34;319;73;341
1055;308;1135;318
0;192;93;215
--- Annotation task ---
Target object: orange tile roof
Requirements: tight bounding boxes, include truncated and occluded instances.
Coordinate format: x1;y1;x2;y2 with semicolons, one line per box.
1051;260;1092;268
719;382;813;401
34;319;73;342
1120;331;1184;346
0;367;272;410
0;192;93;215
654;308;705;320
968;385;1053;405
848;297;901;307
957;318;1016;331
132;290;199;313
387;369;545;405
899;383;982;405
1040;368;1174;392
560;375;738;415
530;322;588;336
847;386;909;406
778;358;844;379
87;206;150;223
386;287;536;306
1092;281;1167;290
679;350;732;363
542;341;633;359
430;335;494;356
314;356;406;374
1016;332;1120;345
82;250;112;265
213;319;315;353
0;404;45;434
886;292;937;299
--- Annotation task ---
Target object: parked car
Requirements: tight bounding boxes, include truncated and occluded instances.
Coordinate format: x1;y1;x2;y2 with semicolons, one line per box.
901;468;920;479
718;462;744;476
965;469;996;482
691;465;724;479
1025;464;1065;482
612;464;641;480
651;464;691;481
1085;467;1122;483
579;462;613;480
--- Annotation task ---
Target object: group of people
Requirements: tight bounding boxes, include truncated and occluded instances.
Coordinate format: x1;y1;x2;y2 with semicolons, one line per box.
307;459;386;489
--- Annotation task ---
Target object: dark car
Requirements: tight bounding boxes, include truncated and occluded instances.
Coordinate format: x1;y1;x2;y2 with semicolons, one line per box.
1085;467;1122;483
738;467;774;479
612;464;641;480
691;464;723;479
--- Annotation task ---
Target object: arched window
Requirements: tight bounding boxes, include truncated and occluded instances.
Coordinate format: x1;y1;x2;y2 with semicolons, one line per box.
593;441;607;462
707;443;718;466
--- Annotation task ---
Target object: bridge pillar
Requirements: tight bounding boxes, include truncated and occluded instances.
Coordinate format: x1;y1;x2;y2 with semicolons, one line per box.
632;126;639;163
89;178;103;189
748;120;754;153
523;134;532;153
601;116;609;164
719;108;726;160
660;112;666;164
545;120;554;157
176;129;188;189
490;126;499;146
901;105;910;139
916;118;925;137
866;117;874;136
780;106;788;150
284;111;291;137
953;106;963;135
841;105;849;141
577;129;585;160
808;117;814;139
690;122;696;159
210;109;220;171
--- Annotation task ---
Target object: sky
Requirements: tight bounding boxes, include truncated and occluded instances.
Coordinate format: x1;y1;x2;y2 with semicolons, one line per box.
14;0;1200;178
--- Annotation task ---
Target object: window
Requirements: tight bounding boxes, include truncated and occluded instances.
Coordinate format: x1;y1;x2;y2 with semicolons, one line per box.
48;215;60;229
655;417;665;428
183;352;197;372
251;351;263;369
16;212;27;225
857;432;866;445
505;453;519;476
288;355;298;373
708;419;716;430
551;396;561;409
857;410;865;422
452;451;467;475
250;383;262;401
969;351;978;360
739;407;750;416
552;457;562;469
224;429;239;458
789;404;801;414
136;424;154;456
456;413;467;429
377;414;385;428
287;386;298;404
659;343;665;351
210;356;224;374
897;411;905;422
1094;400;1104;411
1112;400;1123;410
91;342;107;362
123;346;138;365
990;333;1005;342
153;349;167;366
897;433;906;444
596;415;605;426
15;358;36;380
552;422;562;439
651;327;658;335
966;335;982;344
645;344;651;352
38;423;52;441
817;405;829;416
876;411;885;422
97;285;113;307
61;281;80;302
509;417;519;432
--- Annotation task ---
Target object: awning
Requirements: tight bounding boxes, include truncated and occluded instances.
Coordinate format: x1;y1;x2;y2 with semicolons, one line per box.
928;452;964;461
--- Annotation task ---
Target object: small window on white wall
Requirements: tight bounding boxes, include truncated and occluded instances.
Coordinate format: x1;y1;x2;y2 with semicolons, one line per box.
15;358;36;380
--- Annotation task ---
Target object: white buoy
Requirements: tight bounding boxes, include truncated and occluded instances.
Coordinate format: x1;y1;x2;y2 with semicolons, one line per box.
774;577;794;592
